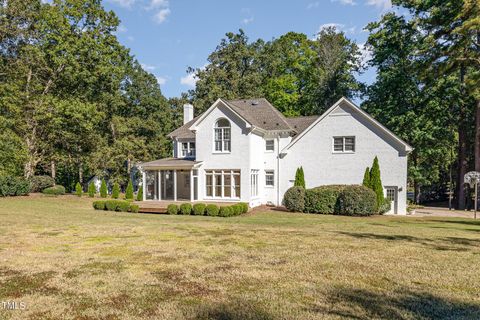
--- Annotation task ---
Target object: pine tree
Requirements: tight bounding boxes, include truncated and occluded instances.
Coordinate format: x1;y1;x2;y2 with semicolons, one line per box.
125;180;134;200
136;185;143;201
100;179;107;198
369;157;384;208
362;167;370;188
112;182;120;199
75;182;82;197
294;167;306;188
88;182;96;198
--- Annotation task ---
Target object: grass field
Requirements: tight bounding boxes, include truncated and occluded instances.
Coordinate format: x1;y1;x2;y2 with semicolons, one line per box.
0;196;479;320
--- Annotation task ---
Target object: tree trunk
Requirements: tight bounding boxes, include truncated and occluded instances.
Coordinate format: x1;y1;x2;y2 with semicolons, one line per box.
475;99;480;171
127;157;131;174
414;181;421;204
78;162;83;184
456;125;467;210
51;161;56;183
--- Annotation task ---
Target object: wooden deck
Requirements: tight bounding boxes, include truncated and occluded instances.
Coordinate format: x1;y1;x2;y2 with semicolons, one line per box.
137;200;240;214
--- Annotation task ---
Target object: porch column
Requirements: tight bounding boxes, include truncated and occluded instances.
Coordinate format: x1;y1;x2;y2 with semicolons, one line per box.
142;170;146;201
190;170;194;201
158;170;162;201
173;169;177;201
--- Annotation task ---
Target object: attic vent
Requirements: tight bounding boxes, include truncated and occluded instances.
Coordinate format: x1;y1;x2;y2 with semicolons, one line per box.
251;100;259;106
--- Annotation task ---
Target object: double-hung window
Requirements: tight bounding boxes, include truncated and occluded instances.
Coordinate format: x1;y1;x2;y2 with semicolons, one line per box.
214;119;231;152
181;142;196;157
265;140;274;152
333;136;355;153
265;170;274;187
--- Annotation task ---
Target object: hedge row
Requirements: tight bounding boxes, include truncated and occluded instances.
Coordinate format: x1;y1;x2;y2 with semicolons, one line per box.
284;185;388;216
92;200;139;213
42;185;66;195
0;175;30;197
167;202;249;217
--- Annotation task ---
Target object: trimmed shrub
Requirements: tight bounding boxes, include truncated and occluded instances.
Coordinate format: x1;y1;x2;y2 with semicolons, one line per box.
294;167;306;188
304;185;345;214
75;182;82;197
378;198;391;215
206;204;219;216
136;186;143;201
125;180;134;200
218;206;233;217
105;200;117;211
116;201;131;212
282;186;305;212
362;167;370;188
239;202;249;213
129;204;139;213
29;175;55;193
42;185;65;196
93;200;106;210
100;179;107;198
369;156;385;211
231;204;242;216
180;203;192;215
193;203;206;216
0;175;30;197
167;204;178;215
88;182;96;198
337;185;377;216
112;183;120;199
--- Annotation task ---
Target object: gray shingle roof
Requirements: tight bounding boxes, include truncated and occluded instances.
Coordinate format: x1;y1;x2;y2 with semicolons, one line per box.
167;98;318;139
141;158;201;168
285;116;319;135
224;98;293;131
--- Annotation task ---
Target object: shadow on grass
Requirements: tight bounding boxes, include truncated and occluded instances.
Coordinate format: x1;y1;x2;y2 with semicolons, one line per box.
432;220;480;227
193;300;274;320
312;286;480;320
337;231;479;252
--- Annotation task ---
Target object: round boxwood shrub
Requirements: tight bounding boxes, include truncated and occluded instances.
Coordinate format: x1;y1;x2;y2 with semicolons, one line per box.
231;204;242;216
180;203;192;215
42;185;65;196
218;206;233;217
129;204;139;213
116;201;131;212
92;200;106;210
337;185;377;216
29;175;55;193
167;204;178;215
193;203;206;216
282;186;305;212
206;204;219;216
239;202;249;213
304;185;345;214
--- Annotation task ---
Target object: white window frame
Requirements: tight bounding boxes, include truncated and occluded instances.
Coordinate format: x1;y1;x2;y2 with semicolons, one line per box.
265;139;274;152
181;141;196;158
205;170;240;199
213;119;231;153
265;170;274;187
332;136;355;153
250;169;259;197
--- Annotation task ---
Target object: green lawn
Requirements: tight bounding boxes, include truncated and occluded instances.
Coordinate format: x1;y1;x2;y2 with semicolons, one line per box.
0;196;479;319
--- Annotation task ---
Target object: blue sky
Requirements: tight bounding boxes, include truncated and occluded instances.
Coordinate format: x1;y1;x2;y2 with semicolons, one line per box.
103;0;393;98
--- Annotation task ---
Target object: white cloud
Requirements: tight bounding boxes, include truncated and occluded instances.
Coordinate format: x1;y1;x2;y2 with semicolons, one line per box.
148;0;169;9
156;76;166;85
127;36;135;42
153;8;171;24
332;0;356;5
366;0;392;10
141;63;156;72
307;2;320;9
117;25;127;33
180;73;198;88
242;16;254;24
107;0;136;8
317;23;356;35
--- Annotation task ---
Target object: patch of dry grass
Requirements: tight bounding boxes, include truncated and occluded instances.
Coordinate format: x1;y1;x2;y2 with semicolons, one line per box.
0;196;479;319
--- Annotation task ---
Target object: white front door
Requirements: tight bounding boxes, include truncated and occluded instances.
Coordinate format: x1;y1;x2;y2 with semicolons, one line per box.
385;187;398;214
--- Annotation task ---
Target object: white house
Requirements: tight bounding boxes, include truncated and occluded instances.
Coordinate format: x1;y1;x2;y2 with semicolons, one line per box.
140;97;412;214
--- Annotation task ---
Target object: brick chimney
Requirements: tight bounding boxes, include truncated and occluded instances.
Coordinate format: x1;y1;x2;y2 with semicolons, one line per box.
183;104;194;124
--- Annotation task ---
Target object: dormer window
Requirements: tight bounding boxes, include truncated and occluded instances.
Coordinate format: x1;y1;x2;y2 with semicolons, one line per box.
214;118;231;152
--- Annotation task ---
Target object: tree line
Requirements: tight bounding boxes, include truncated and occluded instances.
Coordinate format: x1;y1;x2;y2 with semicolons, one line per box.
1;0;479;209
